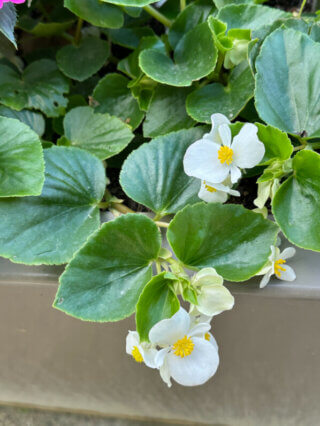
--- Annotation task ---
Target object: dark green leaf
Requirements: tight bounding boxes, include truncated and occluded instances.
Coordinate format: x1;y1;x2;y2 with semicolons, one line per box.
62;106;134;160
0;146;106;264
0;3;16;47
54;214;161;321
273;150;320;252
167;203;278;281
0;105;45;136
136;272;180;341
108;27;154;49
120;128;205;216
0;117;44;197
64;0;123;28
57;37;109;82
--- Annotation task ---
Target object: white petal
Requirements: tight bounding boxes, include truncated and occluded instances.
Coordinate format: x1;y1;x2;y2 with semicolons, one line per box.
269;245;279;262
159;359;172;388
230;165;241;183
167;337;219;387
189;323;211;338
184;140;229;183
259;270;273;288
229;188;240;197
218;124;232;147
256;262;272;276
198;183;228;203
197;285;234;316
192;267;223;287
154;347;170;368
149;308;190;347
208;333;219;351
278;265;296;282
189;307;213;325
280;247;296;260
203;113;230;144
140;347;158;369
126;331;139;355
232;123;265;168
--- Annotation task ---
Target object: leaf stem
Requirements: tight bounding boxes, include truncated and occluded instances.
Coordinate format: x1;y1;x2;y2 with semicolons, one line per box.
180;0;186;11
298;0;308;17
156;261;162;274
155;221;169;228
143;5;172;28
74;18;84;44
113;203;135;214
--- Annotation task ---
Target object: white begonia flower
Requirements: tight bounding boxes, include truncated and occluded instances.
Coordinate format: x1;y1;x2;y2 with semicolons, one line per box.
184;121;265;184
149;308;219;387
126;331;158;368
190;268;234;317
198;176;240;203
189;311;219;351
258;246;296;289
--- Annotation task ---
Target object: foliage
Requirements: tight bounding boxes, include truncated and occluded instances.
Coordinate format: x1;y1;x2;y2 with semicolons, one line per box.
0;0;319;388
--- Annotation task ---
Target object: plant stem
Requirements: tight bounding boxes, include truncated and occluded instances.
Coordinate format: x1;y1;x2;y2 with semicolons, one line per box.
143;5;172;27
61;32;74;43
74;18;84;44
113;203;135;214
180;0;186;11
155;221;169;228
298;0;308;18
156;261;161;274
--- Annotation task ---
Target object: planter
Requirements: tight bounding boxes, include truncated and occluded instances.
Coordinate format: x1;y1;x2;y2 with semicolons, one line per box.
0;245;319;425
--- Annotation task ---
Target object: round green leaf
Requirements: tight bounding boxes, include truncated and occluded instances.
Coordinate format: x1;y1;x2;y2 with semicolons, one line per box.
186;61;254;123
230;122;293;165
0;117;44;197
136;272;180;342
62;106;134;160
272;150;320;252
0;59;69;118
0;105;45;136
93;73;144;130
64;0;123;29
143;85;195;138
120;128;205;217
139;22;218;87
18;15;74;37
217;4;288;31
108;27;154;49
167;203;279;281
168;0;214;49
255;28;320;138
57;37;109;82
0;146;106;265
54;214;161;322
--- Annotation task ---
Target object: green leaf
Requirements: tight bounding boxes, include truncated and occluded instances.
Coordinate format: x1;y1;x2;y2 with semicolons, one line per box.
0;59;69;118
230;122;293;165
136;272;180;342
0;105;45;136
61;106;134;160
0;117;44;197
186;61;254;123
54;214;161;321
64;0;123;28
18;15;74;37
102;0;154;6
217;4;288;31
143;85;195;138
139;22;217;87
108;27;154;49
255;28;320;138
0;146;106;264
167;203;278;281
120;128;205;217
272;150;320;252
0;3;16;48
168;0;214;49
57;37;109;82
93;73;144;130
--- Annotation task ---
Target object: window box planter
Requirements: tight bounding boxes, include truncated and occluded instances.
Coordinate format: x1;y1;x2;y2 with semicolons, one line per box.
0;246;319;425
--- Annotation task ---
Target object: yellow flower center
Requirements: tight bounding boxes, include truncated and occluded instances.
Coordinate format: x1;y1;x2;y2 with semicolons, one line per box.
218;145;233;165
204;181;217;193
173;335;194;358
132;346;143;363
274;259;286;277
205;333;211;341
